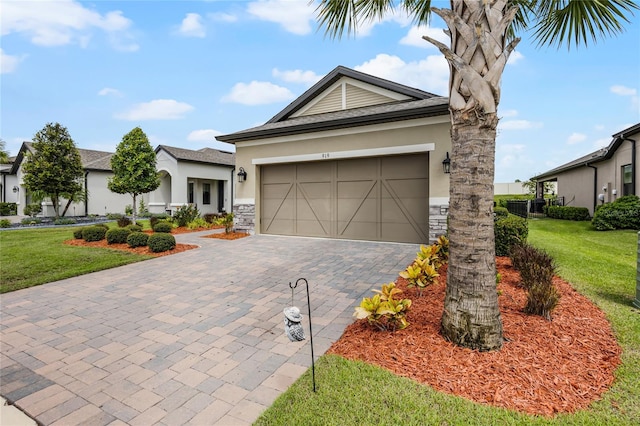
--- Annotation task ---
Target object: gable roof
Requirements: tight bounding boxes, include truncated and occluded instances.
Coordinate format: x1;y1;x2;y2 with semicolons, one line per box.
10;142;113;173
156;145;235;167
532;122;640;180
216;65;449;144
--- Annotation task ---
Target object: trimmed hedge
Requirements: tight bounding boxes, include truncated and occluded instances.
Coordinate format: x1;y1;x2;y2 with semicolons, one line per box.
545;205;590;221
592;195;640;230
106;228;131;244
153;221;173;233
148;233;176;252
82;226;107;242
73;227;85;239
0;202;17;216
494;214;528;256
128;224;143;232
127;232;149;248
494;206;509;219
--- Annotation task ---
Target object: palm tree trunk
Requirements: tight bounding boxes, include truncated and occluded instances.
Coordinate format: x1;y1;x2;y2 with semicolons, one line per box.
423;0;520;351
441;110;502;350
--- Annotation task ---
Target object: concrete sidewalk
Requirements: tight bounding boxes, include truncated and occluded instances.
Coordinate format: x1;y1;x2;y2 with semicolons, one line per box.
1;231;419;425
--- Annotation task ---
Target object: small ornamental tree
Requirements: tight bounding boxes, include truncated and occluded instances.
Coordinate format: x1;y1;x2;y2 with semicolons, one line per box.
0;138;9;164
108;127;160;224
22;123;84;218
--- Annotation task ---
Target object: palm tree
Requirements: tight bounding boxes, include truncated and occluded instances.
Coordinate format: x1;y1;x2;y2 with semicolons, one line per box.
317;0;637;351
0;138;9;164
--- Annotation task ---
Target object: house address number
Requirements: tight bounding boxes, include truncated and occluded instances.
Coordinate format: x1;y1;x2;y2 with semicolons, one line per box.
321;153;330;159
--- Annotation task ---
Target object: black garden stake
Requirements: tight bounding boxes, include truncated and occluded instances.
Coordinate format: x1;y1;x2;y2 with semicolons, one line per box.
285;278;316;392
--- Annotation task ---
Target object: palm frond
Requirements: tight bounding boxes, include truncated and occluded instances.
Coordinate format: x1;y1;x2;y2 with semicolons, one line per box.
530;0;638;49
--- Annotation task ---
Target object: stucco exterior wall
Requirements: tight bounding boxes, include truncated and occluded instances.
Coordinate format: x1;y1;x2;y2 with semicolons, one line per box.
232;116;451;237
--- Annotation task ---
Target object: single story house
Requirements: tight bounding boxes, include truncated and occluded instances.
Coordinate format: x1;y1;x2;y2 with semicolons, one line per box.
3;142;235;218
216;65;452;244
151;145;235;215
532;122;639;215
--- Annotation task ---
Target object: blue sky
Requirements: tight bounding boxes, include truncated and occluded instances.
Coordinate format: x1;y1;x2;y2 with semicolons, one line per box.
1;0;639;183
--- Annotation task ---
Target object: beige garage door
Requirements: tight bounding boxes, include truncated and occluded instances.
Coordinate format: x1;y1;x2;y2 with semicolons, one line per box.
261;154;429;243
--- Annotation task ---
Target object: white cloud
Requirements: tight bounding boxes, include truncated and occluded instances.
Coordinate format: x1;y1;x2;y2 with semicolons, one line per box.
592;137;610;149
272;68;321;85
187;129;222;141
499;109;518;118
176;13;206;38
247;0;315;35
594;124;605;131
611;84;639;113
115;99;194;121
98;87;123;97
354;53;449;95
507;50;524;65
610;85;637;96
400;26;449;48
567;132;587;145
1;0;137;51
222;81;295;105
0;49;24;74
208;12;237;23
499;120;543;130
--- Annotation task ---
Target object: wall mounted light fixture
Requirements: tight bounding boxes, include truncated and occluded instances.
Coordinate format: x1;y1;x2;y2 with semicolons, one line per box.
12;186;19;193
442;152;451;174
237;167;247;183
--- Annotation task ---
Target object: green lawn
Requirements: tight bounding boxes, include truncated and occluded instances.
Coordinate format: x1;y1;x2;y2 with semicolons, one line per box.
255;219;639;425
0;225;152;293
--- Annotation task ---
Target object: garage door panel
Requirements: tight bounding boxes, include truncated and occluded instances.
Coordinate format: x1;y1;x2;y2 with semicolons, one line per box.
261;154;430;243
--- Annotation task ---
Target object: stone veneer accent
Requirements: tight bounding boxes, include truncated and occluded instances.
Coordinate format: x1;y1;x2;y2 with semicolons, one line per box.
429;203;449;243
233;203;255;234
235;202;448;243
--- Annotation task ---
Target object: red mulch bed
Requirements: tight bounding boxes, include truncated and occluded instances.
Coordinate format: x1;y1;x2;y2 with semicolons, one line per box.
327;257;621;417
202;231;250;240
64;227;249;255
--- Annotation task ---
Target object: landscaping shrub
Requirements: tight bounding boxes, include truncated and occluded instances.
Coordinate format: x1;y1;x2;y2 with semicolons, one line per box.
127;232;149;248
94;223;110;230
545;205;590;221
592;195;640;230
106;213;124;220
128;224;142;232
494;214;528;256
117;216;132;228
54;218;76;225
0;202;17;216
187;217;209;230
509;243;559;320
149;216;160;229
173;204;199;227
354;282;412;331
21;217;41;225
148;233;176;252
494;206;509;219
106;228;131;244
0;219;12;228
203;213;221;224
73;227;85;239
82;226;107;242
23;203;42;217
153;221;173;233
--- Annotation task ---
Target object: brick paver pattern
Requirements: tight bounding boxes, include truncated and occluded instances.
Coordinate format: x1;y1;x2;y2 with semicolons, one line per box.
1;232;419;425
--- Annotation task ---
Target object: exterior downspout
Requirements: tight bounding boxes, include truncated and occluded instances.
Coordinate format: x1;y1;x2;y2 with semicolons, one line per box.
622;136;636;196
84;171;89;216
586;163;598;213
231;167;235;214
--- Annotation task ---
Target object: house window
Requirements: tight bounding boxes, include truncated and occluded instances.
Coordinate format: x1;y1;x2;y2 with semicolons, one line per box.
188;182;194;204
203;183;211;205
622;164;633;196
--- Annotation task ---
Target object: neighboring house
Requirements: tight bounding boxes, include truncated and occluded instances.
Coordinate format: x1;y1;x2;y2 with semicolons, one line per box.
532;122;639;215
150;145;235;215
216;65;452;244
1;157;19;204
5;142;235;218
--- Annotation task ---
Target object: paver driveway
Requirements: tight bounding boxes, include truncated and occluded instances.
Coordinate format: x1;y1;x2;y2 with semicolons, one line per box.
1;231;420;425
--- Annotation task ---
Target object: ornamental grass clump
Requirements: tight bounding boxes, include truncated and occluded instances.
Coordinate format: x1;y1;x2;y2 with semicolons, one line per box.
354;282;412;331
510;243;560;320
